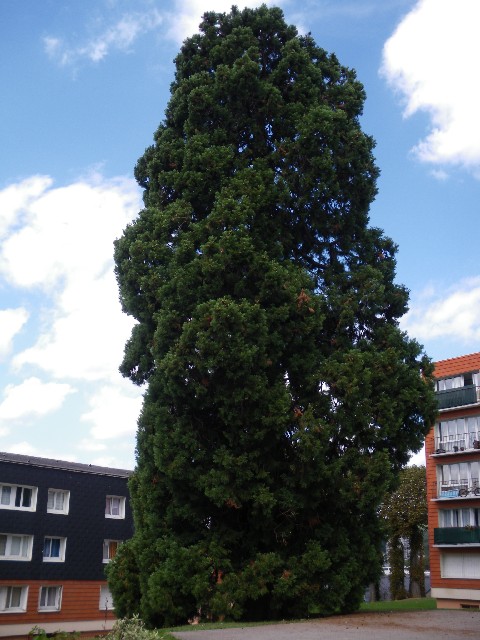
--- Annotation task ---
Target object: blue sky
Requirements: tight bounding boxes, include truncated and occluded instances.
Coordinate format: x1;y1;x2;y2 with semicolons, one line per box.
1;0;479;470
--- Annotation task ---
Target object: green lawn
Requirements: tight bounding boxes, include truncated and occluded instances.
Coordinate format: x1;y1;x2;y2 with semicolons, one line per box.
360;597;437;612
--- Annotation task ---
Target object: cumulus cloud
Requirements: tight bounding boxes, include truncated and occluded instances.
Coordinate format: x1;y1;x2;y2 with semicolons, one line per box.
81;379;143;440
166;0;285;43
0;175;51;238
401;277;480;343
0;308;29;360
44;8;163;66
3;440;80;463
0;174;143;467
381;0;480;171
0;175;141;381
0;377;74;423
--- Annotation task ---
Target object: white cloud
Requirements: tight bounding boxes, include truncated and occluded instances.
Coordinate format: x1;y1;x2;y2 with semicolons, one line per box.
13;270;135;381
409;445;425;467
0;175;141;382
402;277;480;342
2;440;79;462
77;438;107;452
166;0;285;43
0;308;29;360
0;173;143;469
0;175;51;238
430;168;449;182
44;9;163;66
81;379;143;440
0;377;74;422
381;0;480;171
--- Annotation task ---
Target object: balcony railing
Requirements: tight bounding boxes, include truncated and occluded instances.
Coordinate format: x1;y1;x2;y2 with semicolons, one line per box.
434;527;480;545
435;385;480;410
434;432;480;454
434;478;480;499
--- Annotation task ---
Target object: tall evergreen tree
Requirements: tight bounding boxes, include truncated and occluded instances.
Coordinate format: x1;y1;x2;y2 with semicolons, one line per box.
110;5;437;625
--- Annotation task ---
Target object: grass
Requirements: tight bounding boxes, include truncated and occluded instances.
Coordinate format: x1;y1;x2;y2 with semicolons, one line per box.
164;599;437;635
360;597;437;612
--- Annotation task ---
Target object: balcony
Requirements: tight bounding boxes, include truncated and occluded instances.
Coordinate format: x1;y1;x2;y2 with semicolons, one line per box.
435;385;479;410
434;527;480;545
434;432;480;454
434;478;480;499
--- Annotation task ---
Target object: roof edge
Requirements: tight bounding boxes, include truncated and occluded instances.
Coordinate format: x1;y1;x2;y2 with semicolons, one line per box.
0;451;133;478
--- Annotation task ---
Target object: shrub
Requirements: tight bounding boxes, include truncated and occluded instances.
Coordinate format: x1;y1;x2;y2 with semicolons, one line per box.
101;615;170;640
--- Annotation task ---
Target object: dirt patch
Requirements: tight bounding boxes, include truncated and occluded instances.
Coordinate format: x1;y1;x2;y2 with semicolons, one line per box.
172;610;479;640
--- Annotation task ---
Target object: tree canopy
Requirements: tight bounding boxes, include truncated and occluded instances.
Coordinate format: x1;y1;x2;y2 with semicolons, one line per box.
109;5;437;626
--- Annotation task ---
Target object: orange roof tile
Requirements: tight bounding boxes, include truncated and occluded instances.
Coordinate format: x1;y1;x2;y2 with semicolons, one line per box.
434;351;480;379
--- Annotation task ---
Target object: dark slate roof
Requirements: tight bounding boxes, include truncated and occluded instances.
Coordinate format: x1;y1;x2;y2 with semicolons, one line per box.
0;451;133;478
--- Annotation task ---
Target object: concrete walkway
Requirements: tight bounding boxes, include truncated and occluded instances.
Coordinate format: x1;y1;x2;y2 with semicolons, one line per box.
172;610;479;640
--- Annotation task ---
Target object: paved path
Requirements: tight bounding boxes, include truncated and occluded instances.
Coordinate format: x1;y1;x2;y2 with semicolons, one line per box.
172;610;479;640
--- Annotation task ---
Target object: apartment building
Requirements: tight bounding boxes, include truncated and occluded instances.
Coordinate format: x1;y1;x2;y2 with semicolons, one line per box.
0;452;133;639
426;352;480;608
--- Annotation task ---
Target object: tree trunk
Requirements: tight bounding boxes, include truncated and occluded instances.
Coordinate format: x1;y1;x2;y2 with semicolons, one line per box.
408;527;425;597
389;537;407;600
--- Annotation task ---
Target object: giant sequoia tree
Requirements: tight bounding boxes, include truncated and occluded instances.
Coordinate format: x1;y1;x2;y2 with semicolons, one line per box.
110;5;437;626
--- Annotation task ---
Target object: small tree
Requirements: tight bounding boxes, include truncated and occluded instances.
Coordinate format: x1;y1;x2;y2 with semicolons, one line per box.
111;5;437;625
381;465;428;599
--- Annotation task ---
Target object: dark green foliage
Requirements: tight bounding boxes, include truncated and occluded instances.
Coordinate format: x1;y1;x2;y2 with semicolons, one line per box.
381;465;428;599
106;540;141;619
110;4;437;626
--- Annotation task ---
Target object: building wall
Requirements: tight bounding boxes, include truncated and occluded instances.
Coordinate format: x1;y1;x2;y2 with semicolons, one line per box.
0;580;116;625
426;353;480;608
0;456;133;637
0;460;133;581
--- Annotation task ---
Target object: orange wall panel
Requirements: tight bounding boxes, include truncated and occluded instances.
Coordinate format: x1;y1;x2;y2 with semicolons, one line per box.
0;580;116;628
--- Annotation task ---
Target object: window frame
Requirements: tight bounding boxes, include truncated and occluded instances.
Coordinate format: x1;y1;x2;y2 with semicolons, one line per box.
0;483;37;512
38;585;63;612
0;585;28;613
99;585;114;610
105;495;125;519
0;533;33;561
43;536;66;563
102;539;122;563
47;489;70;515
439;507;479;527
441;552;480;579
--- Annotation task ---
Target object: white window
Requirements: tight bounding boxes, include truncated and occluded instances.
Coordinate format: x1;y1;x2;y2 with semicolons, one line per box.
43;537;66;562
436;416;480;451
47;489;70;515
438;461;480;489
99;585;114;610
439;508;479;527
0;483;37;511
0;534;33;561
38;586;62;611
0;586;28;613
103;539;121;563
441;552;480;579
105;496;125;519
436;373;476;391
